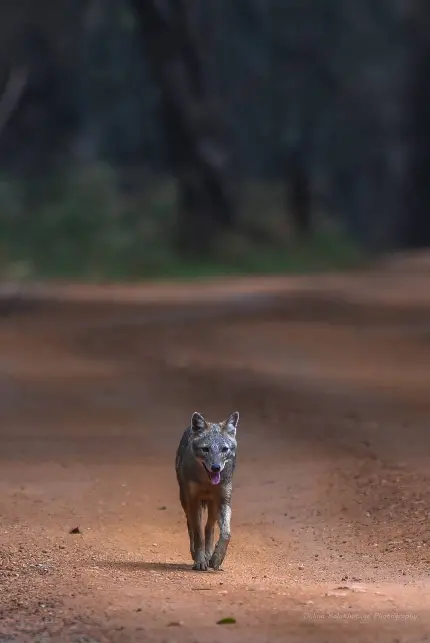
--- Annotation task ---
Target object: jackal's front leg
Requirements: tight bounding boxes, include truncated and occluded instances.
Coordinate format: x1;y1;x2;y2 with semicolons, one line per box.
209;502;231;570
188;498;207;570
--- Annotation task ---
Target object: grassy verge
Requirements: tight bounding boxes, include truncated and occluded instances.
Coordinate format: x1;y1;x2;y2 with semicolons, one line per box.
0;165;364;283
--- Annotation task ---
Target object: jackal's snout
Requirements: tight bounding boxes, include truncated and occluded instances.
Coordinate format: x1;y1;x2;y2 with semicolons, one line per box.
202;459;223;485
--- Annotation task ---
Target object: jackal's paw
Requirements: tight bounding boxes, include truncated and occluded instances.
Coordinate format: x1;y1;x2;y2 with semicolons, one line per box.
192;560;209;571
208;554;223;571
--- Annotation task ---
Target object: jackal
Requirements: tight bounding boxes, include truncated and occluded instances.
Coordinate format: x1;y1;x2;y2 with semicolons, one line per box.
175;411;239;571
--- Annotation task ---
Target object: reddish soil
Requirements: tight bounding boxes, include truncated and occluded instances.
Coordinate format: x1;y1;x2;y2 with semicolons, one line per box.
1;257;430;642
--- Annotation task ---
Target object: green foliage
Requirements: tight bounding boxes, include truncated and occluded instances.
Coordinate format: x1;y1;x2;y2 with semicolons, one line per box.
0;166;363;283
216;617;237;625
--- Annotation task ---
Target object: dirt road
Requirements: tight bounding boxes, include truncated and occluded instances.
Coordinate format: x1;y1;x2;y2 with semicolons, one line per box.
1;262;430;642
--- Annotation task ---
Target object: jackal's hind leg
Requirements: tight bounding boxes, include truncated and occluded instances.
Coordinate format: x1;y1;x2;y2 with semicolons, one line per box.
205;500;218;562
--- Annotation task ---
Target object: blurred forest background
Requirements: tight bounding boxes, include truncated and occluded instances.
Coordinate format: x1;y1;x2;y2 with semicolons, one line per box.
0;0;426;280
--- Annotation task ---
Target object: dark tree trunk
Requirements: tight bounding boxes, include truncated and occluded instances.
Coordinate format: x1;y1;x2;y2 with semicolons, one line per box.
131;0;236;255
403;1;430;248
285;147;312;240
0;23;78;180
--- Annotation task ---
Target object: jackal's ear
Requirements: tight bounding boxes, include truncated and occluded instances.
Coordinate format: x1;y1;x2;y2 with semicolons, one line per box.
223;411;240;437
191;411;207;432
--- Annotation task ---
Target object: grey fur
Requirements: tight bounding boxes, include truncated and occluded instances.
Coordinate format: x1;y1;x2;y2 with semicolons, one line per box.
175;410;239;571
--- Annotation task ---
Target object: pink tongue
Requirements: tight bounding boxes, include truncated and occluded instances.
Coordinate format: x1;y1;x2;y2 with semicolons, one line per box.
210;471;221;485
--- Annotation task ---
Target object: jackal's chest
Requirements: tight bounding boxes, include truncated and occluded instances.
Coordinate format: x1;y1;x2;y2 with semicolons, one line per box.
187;480;225;502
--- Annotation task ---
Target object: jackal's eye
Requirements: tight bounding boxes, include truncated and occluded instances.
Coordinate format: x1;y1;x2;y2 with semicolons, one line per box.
221;447;229;453
201;447;209;453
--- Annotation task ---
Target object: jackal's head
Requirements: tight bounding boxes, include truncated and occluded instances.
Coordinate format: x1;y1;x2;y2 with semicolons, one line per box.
190;411;239;485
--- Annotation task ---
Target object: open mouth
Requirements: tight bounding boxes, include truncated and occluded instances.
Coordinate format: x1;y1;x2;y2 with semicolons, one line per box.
204;464;221;485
